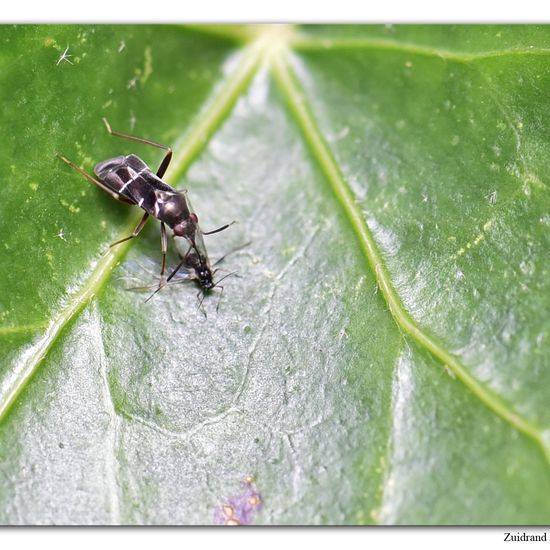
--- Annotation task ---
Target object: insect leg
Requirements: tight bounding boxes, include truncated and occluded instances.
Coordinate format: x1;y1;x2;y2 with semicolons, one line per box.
144;283;165;303
202;221;236;236
215;285;224;313
102;118;173;178
57;154;134;205
166;243;192;283
146;241;191;301
196;290;208;318
160;222;168;276
155;150;173;179
109;212;150;248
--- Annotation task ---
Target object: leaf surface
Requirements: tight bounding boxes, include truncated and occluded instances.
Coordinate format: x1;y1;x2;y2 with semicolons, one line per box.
0;24;549;525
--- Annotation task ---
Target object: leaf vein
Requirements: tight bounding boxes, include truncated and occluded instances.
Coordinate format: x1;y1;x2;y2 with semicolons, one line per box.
270;49;550;467
0;37;267;424
293;36;550;62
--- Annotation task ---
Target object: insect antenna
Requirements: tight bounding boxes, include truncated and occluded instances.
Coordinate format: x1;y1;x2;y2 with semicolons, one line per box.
213;267;243;279
213;271;239;287
202;221;236;236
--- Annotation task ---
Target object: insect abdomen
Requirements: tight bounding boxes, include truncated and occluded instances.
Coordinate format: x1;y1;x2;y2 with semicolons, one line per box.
94;154;159;209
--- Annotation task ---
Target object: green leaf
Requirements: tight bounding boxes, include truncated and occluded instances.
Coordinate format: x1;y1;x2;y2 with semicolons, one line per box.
0;24;549;525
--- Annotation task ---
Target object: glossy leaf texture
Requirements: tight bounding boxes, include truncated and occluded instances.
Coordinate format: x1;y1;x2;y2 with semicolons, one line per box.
0;24;549;525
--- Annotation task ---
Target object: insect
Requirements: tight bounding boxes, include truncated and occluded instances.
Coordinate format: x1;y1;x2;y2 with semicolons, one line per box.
58;118;232;292
121;248;240;312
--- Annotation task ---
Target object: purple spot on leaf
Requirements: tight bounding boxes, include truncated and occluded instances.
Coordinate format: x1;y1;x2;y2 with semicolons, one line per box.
213;477;263;526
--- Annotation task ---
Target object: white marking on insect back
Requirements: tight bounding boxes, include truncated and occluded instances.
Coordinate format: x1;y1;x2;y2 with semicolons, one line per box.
119;181;131;193
154;199;163;217
138;198;144;207
119;167;148;193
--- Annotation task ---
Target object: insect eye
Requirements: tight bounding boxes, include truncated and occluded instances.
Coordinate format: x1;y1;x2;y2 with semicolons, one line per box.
190;213;198;223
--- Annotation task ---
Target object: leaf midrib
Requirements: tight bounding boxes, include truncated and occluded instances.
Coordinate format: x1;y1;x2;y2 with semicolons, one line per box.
2;25;548;472
0;32;265;422
265;43;550;465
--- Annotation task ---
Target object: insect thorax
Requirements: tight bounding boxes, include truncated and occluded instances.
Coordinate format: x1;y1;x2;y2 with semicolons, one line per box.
154;191;191;227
